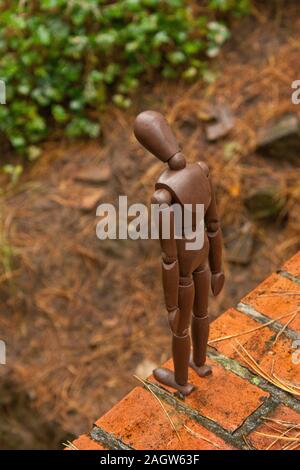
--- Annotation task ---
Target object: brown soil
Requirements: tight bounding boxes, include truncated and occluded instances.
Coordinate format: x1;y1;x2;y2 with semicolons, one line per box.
0;1;299;449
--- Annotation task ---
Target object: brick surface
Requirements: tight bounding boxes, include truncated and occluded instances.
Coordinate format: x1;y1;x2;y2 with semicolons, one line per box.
72;434;107;450
150;357;269;432
210;308;300;391
248;405;300;450
209;307;273;358
282;251;300;277
256;335;300;390
241;273;300;331
72;251;300;451
96;387;234;450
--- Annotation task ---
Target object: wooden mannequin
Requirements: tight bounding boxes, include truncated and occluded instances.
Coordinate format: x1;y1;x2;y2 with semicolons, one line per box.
134;111;224;395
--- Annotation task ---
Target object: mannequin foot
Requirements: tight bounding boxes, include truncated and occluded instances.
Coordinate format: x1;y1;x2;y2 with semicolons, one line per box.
189;355;212;377
153;367;195;396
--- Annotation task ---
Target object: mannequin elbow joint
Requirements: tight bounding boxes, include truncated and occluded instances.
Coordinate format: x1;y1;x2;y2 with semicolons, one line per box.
206;221;220;235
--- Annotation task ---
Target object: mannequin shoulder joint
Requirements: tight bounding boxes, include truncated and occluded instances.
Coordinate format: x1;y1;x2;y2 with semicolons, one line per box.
151;188;172;206
197;161;210;176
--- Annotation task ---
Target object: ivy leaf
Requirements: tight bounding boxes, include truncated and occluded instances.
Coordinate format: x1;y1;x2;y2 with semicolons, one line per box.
36;25;51;45
52;104;68;123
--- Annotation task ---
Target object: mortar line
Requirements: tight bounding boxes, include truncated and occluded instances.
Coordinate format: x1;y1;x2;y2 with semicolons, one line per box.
90;342;300;451
207;348;300;413
141;347;300;449
89;264;300;452
90;426;134;450
237;302;300;341
278;269;300;285
233;396;279;441
142;380;247;449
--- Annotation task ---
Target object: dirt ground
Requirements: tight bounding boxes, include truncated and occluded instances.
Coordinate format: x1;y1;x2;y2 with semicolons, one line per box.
0;1;299;449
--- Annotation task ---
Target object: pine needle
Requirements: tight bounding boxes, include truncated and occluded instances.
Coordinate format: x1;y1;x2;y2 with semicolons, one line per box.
243;434;255;450
273;311;298;344
263;417;300;428
259;291;300;298
233;341;300;396
272;374;300;391
63;440;79;450
183;425;221;449
133;375;181;441
283;431;300;450
265;424;299;450
209;311;296;345
255;432;300;442
285;441;300;451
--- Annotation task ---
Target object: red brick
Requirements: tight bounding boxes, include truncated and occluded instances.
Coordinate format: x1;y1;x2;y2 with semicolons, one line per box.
71;434;106;450
71;252;300;450
282;251;300;277
231;335;300;396
248;405;300;450
256;335;300;391
150;357;268;432
241;273;300;331
209;308;273;358
210;308;300;392
96;387;234;450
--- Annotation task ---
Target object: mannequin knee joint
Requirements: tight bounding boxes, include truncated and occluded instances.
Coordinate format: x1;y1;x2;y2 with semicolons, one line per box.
168;308;189;337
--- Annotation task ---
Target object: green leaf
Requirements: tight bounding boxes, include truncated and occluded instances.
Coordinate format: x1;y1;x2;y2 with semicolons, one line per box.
35;25;51;45
0;0;250;159
66;117;101;138
167;51;186;65
2;164;23;185
153;31;170;47
113;94;132;109
10;135;26;148
95;31;117;48
52;105;68;123
182;66;198;80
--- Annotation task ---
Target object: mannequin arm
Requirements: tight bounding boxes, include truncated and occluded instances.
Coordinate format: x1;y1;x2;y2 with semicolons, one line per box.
204;172;225;296
152;189;179;313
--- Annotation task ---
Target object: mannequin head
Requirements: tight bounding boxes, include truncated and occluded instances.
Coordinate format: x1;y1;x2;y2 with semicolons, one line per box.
134;110;186;171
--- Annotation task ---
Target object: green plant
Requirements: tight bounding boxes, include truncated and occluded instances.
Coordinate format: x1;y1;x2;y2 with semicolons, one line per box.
0;205;15;280
0;0;250;156
2;163;23;185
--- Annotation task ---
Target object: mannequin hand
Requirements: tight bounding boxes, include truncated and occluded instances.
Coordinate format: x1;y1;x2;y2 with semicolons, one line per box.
211;272;225;296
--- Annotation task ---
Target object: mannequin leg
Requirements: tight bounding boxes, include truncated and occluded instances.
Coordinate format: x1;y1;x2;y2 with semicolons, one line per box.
173;276;194;385
190;266;212;377
153;276;195;395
